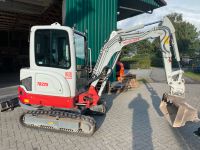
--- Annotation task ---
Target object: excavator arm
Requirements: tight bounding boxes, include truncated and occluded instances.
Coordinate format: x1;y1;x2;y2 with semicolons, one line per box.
89;17;199;127
91;17;184;97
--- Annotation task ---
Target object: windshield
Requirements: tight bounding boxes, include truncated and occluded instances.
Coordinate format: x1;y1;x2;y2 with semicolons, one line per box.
35;29;70;69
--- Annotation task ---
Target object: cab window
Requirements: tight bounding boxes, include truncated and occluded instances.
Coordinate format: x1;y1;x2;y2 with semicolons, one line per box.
35;29;70;69
74;33;86;69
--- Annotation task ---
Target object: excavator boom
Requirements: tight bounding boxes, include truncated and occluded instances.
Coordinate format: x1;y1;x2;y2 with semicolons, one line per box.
90;17;199;127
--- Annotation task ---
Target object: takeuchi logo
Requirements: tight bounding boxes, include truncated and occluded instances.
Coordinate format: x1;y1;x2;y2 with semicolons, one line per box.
37;82;48;87
122;38;140;45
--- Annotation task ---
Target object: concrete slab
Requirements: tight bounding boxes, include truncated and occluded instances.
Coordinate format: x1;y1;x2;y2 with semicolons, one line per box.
0;83;199;150
0;86;18;99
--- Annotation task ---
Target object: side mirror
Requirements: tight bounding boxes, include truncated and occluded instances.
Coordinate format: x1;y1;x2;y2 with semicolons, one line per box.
88;48;92;73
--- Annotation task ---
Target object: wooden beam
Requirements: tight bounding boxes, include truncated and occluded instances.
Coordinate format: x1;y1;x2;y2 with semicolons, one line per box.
0;0;45;14
14;0;53;7
0;1;62;30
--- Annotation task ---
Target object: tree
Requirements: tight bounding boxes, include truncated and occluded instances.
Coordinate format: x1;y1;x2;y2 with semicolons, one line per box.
167;13;200;56
150;13;200;67
120;13;200;67
121;39;154;57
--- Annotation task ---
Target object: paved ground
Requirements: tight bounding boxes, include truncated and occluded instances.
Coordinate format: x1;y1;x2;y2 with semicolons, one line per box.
0;83;200;150
149;67;200;84
127;69;152;81
129;67;200;84
0;69;200;150
0;86;18;99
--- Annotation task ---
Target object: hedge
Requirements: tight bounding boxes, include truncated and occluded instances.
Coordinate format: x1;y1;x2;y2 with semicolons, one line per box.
120;54;151;69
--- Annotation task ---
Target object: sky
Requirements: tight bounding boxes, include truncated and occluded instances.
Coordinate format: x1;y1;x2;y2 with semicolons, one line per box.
117;0;200;30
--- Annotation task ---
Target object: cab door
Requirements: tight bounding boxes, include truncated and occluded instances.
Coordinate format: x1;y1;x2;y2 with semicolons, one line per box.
74;32;88;92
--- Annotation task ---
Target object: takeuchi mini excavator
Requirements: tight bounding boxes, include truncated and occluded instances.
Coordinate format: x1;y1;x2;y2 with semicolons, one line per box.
2;17;199;135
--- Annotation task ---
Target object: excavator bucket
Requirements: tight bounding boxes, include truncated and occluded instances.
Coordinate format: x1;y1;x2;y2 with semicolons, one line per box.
160;93;199;127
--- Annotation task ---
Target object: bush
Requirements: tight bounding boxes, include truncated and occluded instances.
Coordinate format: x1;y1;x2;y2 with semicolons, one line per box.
151;55;179;68
151;55;163;67
121;54;151;69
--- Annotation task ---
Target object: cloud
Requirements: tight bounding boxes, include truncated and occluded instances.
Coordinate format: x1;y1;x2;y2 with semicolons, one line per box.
174;8;200;30
117;0;200;31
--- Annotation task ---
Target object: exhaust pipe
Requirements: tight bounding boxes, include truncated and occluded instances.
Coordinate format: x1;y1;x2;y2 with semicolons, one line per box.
160;93;199;127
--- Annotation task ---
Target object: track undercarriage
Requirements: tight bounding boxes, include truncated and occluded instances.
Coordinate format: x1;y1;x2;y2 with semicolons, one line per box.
20;110;96;136
18;102;106;136
0;96;107;136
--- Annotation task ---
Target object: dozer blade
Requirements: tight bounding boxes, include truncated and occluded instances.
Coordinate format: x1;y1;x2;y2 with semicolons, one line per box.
160;93;199;127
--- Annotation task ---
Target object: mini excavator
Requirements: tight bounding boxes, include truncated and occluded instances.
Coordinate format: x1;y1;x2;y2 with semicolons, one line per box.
1;17;199;135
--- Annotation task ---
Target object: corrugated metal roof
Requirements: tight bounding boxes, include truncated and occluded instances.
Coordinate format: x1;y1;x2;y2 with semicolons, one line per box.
141;0;159;7
0;0;62;30
118;0;166;20
0;0;53;15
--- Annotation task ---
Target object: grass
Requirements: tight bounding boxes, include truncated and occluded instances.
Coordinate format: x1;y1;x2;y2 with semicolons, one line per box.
184;71;200;81
138;78;148;83
137;78;153;83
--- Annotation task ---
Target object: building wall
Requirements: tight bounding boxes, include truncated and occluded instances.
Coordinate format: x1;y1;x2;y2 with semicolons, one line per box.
62;0;117;79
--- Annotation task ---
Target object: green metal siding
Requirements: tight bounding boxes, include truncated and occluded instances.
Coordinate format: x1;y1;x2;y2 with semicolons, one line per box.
63;0;117;64
63;0;117;80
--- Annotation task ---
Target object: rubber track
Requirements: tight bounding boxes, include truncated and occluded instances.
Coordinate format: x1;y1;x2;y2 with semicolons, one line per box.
19;110;96;136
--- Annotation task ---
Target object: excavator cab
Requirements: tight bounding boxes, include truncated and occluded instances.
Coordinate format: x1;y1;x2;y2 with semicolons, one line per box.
18;22;93;109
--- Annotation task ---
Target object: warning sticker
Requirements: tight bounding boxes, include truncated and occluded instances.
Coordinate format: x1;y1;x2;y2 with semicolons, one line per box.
164;36;170;44
123;38;140;45
65;72;72;79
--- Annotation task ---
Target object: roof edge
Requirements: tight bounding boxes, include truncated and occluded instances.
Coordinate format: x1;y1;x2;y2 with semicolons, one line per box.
154;0;167;6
